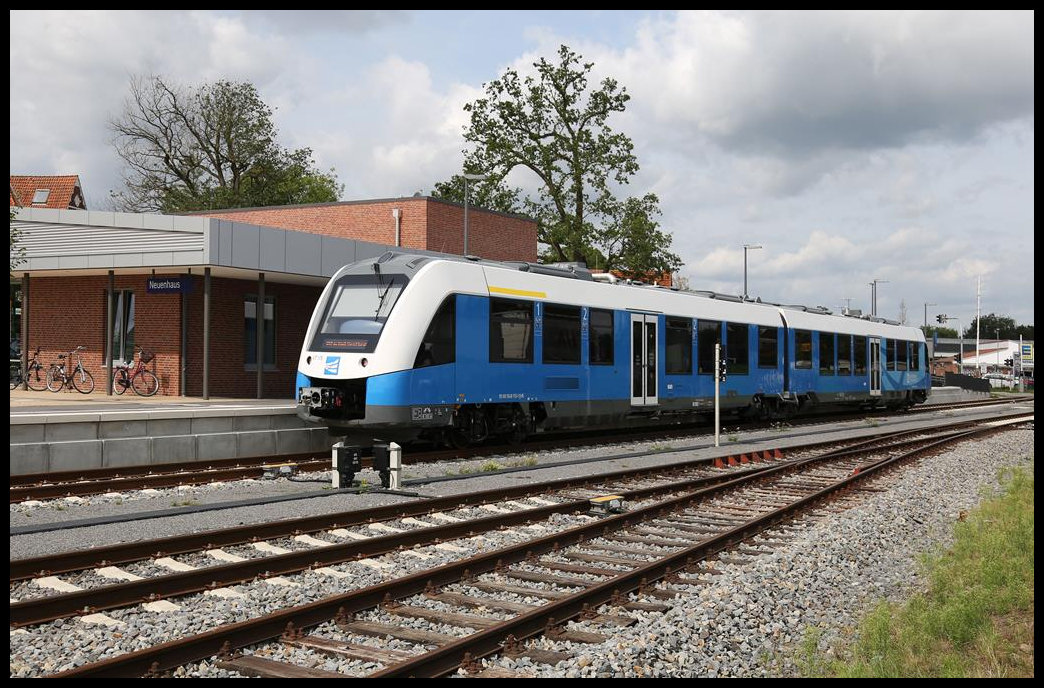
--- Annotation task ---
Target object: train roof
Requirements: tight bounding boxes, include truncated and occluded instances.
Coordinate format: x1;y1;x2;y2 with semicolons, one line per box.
335;251;924;340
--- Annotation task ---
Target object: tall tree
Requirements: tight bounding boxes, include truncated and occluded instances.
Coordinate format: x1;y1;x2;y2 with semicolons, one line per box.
109;76;342;213
444;45;681;274
965;313;1023;340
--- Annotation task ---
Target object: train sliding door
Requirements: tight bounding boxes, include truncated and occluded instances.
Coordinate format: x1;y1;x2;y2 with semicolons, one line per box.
869;337;882;397
630;313;659;406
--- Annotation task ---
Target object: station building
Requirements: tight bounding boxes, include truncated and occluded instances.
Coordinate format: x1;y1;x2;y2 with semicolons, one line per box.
10;196;538;399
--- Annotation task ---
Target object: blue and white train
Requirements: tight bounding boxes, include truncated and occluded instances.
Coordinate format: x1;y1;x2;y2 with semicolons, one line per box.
296;251;930;446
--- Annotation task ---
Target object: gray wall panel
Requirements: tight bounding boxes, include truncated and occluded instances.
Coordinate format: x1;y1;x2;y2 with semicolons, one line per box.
321;237;357;276
259;227;286;271
142;214;176;230
286;231;322;275
218;222;234;266
231;222;260;269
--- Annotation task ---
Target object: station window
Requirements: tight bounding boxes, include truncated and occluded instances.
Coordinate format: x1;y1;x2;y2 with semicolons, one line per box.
697;320;721;374
819;332;836;375
726;322;749;375
886;339;897;371
896;339;909;371
666;317;693;374
490;298;533;363
104;289;135;364
837;334;852;376
757;326;778;369
245;295;275;368
414;295;455;368
589;308;614;365
854;336;868;375
795;330;812;369
543;304;581;364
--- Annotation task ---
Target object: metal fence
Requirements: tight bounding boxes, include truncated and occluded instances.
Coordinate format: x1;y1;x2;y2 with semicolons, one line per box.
944;372;991;394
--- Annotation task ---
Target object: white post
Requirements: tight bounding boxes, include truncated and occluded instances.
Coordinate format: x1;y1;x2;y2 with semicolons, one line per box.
975;275;982;374
331;441;343;489
389;442;401;490
1018;335;1024;393
714;342;721;448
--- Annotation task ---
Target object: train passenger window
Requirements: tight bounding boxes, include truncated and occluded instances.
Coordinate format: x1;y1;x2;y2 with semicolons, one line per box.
696;320;721;374
837;334;852;375
758;326;778;368
819;332;835;375
414;295;455;368
886;339;897;371
726;322;749;375
490;298;533;363
795;330;812;369
543;304;581;364
909;342;921;371
666;317;693;374
896;339;908;371
854;337;867;375
589;308;614;365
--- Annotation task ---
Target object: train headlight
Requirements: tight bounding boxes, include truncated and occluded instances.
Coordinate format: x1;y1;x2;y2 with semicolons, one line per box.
360;358;368;367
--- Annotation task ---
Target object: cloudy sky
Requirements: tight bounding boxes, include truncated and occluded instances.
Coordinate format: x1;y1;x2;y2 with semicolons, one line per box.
10;10;1034;329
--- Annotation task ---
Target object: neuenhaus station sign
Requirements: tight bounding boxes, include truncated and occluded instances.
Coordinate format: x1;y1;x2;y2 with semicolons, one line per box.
146;276;194;294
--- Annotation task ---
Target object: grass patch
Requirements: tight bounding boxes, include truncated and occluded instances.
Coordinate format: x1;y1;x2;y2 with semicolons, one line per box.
170;499;201;507
801;465;1034;677
480;460;504;472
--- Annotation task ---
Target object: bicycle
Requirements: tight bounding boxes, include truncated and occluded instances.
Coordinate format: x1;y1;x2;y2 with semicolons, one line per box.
112;346;159;396
46;345;95;394
10;346;49;391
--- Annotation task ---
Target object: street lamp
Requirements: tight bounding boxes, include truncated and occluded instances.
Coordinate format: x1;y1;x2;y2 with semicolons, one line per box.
924;302;937;328
870;279;889;317
742;244;762;300
462;172;488;256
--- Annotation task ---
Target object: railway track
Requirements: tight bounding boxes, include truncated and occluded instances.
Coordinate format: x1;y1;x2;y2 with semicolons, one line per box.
10;413;1031;677
9;396;1026;503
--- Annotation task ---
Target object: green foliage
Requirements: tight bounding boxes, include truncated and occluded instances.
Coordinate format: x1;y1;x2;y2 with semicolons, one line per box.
964;314;1033;341
920;325;958;339
10;208;26;272
443;45;681;276
110;75;342;213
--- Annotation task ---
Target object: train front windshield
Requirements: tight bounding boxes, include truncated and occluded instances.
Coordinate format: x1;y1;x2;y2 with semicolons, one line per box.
311;274;408;353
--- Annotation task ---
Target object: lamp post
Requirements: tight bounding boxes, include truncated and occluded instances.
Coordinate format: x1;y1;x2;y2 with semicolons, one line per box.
742;244;761;300
462;172;488;256
924;302;936;328
870;279;888;317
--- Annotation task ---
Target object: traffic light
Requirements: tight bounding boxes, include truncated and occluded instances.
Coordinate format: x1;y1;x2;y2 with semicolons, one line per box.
718;360;728;382
1005;358;1013;367
936;314;945;324
955;353;961;362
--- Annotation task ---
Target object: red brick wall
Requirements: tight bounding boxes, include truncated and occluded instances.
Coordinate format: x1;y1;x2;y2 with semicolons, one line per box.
25;274;320;398
182;277;321;399
196;198;538;262
25;275;182;395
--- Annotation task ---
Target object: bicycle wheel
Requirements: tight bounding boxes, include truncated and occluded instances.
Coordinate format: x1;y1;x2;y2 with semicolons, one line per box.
9;363;21;389
72;368;95;394
46;368;64;392
132;370;159;397
26;364;48;391
112;369;129;395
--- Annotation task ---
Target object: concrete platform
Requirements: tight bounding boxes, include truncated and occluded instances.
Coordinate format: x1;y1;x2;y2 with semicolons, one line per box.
925;386;992;404
9;390;331;475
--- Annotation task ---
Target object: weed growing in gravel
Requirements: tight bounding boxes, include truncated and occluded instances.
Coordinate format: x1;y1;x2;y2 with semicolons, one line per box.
651;443;673;452
480;460;503;472
801;464;1035;678
171;499;200;507
508;456;538;468
864;418;880;427
728;435;739;442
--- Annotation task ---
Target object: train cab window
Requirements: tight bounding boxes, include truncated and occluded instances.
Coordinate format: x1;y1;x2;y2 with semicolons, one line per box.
854;336;868;375
589;308;614;365
414;295;455;368
886;339;897;371
909;342;921;371
726;322;749;375
795;330;813;369
697;320;721;374
666;317;693;374
543;304;581;364
896;340;908;371
757;326;778;369
819;332;836;375
837;334;852;375
490;298;533;363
